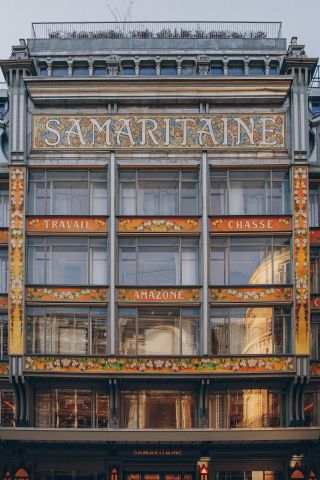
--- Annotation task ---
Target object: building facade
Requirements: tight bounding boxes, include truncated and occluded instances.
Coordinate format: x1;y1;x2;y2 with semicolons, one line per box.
0;20;319;480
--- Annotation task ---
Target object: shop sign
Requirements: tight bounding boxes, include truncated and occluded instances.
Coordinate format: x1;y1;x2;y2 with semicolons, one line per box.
27;216;107;234
32;114;285;150
210;216;291;233
117;288;200;304
132;450;183;457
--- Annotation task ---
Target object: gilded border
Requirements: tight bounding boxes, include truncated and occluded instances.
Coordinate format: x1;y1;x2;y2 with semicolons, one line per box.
26;287;108;303
210;286;292;304
8;168;25;355
292;166;310;354
25;355;295;375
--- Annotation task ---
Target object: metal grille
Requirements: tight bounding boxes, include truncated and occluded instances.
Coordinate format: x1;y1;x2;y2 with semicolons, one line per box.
31;21;282;40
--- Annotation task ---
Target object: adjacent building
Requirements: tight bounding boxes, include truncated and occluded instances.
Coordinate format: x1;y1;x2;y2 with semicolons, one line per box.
0;20;319;480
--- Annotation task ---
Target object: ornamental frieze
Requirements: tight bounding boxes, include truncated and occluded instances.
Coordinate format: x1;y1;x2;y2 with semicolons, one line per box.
0;229;8;245
118;217;200;234
210;286;292;304
310;362;320;377
32;114;285;150
24;355;295;375
310;228;320;244
0;362;9;376
8;167;25;355
27;216;107;235
26;287;108;303
0;295;8;310
117;287;200;304
292;166;310;355
210;216;291;233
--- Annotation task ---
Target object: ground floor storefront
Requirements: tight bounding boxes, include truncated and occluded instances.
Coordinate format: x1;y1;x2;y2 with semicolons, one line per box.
1;437;319;480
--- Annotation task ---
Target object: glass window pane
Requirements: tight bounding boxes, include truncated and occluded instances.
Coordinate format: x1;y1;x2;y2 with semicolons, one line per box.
91;181;107;214
119;314;136;355
182;314;199;355
137;309;180;355
91;247;107;284
119;247;136;285
138;247;179;285
181;246;198;285
92;314;107;355
120;391;138;428
0;185;9;227
50;245;87;284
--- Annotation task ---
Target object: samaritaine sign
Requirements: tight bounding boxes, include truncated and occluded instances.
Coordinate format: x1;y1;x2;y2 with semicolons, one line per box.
32;113;285;150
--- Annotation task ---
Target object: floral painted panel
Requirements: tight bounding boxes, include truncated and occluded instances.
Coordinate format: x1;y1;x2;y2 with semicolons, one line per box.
310;362;320;377
25;355;295;375
210;216;291;233
118;217;200;234
0;229;9;245
117;288;200;304
293;166;310;355
8;168;25;355
27;217;107;234
32;114;285;150
26;287;108;303
210;287;292;303
0;362;9;376
0;295;8;310
310;229;320;245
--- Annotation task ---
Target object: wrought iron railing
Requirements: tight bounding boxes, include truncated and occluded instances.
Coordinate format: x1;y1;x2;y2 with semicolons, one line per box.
311;65;320;88
31;21;282;40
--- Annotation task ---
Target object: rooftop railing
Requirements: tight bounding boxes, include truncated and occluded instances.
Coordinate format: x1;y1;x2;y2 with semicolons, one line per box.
31;21;283;40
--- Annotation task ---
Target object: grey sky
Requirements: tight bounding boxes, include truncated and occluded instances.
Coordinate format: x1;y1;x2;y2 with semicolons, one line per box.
1;0;320;82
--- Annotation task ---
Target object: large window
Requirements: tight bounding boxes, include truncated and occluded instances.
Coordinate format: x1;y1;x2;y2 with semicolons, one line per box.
28;170;107;215
210;307;292;355
34;388;109;428
210;237;291;285
26;307;107;355
304;388;320;426
216;471;283;480
0;389;15;427
309;184;320;226
27;237;107;285
119;307;199;355
0;248;8;293
119;170;199;215
119;237;198;286
310;248;320;293
0;315;8;359
311;314;320;360
210;170;290;215
209;389;283;428
0;184;9;227
120;390;196;428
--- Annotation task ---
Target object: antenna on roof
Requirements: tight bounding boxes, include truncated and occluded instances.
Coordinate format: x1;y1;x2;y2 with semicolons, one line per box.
106;0;135;22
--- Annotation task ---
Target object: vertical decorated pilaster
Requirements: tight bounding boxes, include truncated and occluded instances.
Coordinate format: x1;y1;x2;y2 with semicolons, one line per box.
292;165;310;355
8;167;25;355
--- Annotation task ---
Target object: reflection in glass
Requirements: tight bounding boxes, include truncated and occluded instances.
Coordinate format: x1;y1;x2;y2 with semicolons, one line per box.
120;390;195;428
27;237;107;285
210;307;291;354
209;390;282;428
35;389;109;428
0;249;8;294
210;170;289;215
311;315;320;360
119;307;199;355
0;390;15;426
26;307;107;355
0;185;9;227
304;388;320;426
119;170;199;215
28;170;107;215
210;237;291;286
119;237;198;286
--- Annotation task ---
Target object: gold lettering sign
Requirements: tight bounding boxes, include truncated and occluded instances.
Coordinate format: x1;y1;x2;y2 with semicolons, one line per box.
27;217;107;234
132;450;183;456
117;288;200;304
32;114;285;150
211;216;291;233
